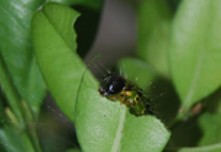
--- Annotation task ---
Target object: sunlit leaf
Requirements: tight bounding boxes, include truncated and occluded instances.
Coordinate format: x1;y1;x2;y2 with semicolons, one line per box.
170;0;221;112
32;3;81;122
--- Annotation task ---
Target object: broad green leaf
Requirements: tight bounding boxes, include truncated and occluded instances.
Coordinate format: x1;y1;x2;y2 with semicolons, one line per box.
0;126;35;152
198;113;221;146
0;0;46;116
76;85;170;152
117;58;156;89
179;144;221;152
137;0;172;77
170;0;221;112
32;3;81;122
32;3;170;152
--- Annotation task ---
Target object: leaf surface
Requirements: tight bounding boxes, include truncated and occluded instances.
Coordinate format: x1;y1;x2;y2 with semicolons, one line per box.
170;0;221;112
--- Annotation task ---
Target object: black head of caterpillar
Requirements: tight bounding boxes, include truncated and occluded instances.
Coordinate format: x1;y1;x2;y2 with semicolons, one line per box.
99;73;153;116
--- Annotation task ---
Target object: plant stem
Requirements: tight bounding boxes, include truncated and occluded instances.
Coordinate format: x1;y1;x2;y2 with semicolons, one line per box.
0;53;25;124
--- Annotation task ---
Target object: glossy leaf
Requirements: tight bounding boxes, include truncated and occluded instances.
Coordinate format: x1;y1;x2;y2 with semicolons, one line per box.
0;0;102;120
0;0;46;116
170;0;221;112
32;3;81;122
32;3;170;152
137;0;172;77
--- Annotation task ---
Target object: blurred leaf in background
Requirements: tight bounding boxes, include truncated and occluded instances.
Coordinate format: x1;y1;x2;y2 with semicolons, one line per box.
137;0;173;77
170;0;221;114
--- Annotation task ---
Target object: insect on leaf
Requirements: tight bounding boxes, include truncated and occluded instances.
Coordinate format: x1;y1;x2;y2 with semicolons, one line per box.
32;3;170;152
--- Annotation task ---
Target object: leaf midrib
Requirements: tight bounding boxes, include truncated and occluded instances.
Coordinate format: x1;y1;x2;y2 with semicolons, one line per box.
111;107;127;152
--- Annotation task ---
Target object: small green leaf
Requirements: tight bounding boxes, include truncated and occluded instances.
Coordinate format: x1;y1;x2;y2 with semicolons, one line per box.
137;0;172;77
170;0;221;112
32;3;170;152
179;144;221;152
117;58;156;89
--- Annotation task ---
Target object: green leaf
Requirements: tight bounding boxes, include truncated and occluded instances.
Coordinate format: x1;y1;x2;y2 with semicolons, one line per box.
117;57;156;89
32;3;170;152
137;0;172;77
170;0;221;112
0;0;46;116
32;3;81;122
76;90;170;152
0;126;35;152
179;144;221;152
198;113;221;146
